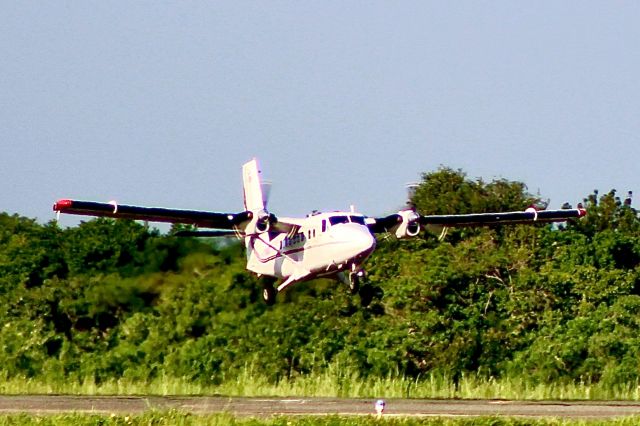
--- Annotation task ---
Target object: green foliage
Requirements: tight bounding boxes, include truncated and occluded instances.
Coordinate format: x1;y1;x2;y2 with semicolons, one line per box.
0;412;634;426
412;167;534;215
1;171;640;397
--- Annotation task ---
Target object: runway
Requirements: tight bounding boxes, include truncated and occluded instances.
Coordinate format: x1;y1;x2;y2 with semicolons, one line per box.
0;396;639;418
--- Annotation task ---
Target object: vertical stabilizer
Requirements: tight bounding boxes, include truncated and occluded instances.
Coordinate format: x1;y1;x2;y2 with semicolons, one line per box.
242;158;265;211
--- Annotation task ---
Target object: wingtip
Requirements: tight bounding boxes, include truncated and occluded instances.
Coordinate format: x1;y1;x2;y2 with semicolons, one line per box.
53;199;73;211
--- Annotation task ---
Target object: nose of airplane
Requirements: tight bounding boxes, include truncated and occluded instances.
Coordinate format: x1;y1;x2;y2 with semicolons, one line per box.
354;226;376;254
331;224;376;261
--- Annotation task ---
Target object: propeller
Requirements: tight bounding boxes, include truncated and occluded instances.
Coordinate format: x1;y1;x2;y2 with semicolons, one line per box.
405;182;419;210
261;180;272;209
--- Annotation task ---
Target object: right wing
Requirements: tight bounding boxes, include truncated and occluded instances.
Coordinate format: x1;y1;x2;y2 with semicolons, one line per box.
418;208;586;227
368;207;586;238
53;199;251;229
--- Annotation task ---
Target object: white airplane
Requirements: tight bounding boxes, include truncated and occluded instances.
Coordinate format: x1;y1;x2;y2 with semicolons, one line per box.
53;158;586;306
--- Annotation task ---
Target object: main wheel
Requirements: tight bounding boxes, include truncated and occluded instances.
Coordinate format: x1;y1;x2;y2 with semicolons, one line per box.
262;284;277;306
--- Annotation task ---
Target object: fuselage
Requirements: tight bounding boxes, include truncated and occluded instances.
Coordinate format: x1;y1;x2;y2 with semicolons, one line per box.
245;211;376;287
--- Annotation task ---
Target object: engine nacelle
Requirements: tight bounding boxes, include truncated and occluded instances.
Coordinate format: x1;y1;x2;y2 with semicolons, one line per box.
256;215;270;233
393;210;421;239
243;210;273;235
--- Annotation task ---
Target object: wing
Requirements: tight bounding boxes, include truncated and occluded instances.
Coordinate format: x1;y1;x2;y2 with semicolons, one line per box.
53;199;251;229
419;208;586;227
368;207;586;238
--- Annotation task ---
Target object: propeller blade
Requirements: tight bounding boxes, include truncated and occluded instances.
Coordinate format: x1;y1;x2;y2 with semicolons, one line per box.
261;180;272;209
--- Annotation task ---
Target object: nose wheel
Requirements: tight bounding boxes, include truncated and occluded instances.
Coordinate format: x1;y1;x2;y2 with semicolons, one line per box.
345;270;376;307
358;284;375;307
348;270;364;295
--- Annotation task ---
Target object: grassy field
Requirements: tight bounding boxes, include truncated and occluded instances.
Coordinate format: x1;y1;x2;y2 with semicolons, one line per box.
2;370;640;401
0;412;639;426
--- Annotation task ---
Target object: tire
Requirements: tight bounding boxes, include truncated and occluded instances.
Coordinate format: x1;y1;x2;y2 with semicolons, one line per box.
262;284;277;306
348;273;360;295
359;284;374;307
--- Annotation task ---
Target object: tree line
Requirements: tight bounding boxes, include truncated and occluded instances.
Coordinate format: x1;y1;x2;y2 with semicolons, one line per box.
1;168;639;388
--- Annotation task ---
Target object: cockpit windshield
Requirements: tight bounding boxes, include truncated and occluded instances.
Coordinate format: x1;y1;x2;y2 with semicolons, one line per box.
328;215;366;226
349;215;366;225
329;216;349;225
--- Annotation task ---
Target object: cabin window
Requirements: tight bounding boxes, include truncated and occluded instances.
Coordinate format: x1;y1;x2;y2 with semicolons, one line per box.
321;220;326;232
283;232;306;248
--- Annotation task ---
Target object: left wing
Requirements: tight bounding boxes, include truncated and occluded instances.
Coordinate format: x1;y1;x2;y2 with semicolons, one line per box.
53;199;251;229
53;199;300;236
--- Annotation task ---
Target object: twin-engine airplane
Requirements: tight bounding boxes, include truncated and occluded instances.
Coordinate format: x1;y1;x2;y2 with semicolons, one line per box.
54;159;586;306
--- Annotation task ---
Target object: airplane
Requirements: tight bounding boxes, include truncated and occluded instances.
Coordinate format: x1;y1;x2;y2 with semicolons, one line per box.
53;158;586;306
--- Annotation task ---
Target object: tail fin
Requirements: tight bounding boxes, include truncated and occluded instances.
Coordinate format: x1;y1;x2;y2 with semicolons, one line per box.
242;158;267;211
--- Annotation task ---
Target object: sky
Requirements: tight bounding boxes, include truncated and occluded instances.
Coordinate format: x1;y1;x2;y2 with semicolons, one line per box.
2;2;639;229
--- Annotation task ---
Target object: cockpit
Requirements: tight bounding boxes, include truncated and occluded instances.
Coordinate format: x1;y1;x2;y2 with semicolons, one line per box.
328;215;366;226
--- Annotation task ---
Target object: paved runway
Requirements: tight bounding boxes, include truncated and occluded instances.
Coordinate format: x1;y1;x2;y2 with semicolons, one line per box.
0;396;639;418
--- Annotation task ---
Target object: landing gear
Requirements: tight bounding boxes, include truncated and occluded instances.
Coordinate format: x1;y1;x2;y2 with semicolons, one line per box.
262;284;276;305
358;284;374;307
348;270;364;295
259;277;277;306
343;270;377;307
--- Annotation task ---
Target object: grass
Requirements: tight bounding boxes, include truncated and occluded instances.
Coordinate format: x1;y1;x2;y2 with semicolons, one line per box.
3;367;640;400
0;413;640;426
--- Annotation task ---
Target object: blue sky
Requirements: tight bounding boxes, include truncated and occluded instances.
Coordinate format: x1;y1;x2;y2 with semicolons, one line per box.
2;2;639;227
